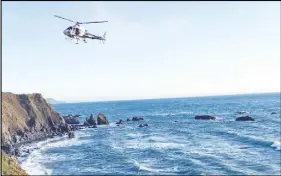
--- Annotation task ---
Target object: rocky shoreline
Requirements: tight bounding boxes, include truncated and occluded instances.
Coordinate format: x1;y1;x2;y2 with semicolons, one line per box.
2;92;277;175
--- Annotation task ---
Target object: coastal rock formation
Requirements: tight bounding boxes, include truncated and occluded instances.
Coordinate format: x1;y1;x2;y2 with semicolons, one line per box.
63;116;80;124
86;114;97;126
2;92;70;155
116;119;124;125
236;116;255;121
132;117;144;121
194;115;216;120
97;113;109;125
68;131;75;138
63;114;82;118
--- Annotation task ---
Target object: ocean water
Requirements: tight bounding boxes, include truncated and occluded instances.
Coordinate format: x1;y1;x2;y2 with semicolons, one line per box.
19;93;281;175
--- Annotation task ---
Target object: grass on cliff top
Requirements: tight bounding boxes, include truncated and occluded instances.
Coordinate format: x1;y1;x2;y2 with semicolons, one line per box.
1;152;28;176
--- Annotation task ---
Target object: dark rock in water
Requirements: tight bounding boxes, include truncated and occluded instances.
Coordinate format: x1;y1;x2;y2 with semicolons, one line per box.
97;113;109;125
14;148;21;157
86;114;97;127
116;119;124;125
132;117;144;121
63;116;80;124
236;116;255;121
84;121;90;126
68;131;75;138
174;121;178;123
194;115;216;120
139;124;148;127
73;115;82;118
89;125;97;128
117;124;120;126
126;118;131;121
271;112;277;115
88;114;96;125
132;117;139;121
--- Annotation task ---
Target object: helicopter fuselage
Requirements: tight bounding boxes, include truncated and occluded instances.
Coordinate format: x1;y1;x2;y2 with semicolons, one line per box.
63;26;104;41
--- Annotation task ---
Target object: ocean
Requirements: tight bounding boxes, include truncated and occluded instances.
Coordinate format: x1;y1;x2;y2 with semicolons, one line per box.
19;93;281;175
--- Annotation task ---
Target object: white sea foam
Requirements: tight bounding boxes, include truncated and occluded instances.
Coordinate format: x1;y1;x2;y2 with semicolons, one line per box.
124;140;185;150
150;111;193;117
20;149;52;175
271;140;281;150
130;159;160;173
147;136;168;142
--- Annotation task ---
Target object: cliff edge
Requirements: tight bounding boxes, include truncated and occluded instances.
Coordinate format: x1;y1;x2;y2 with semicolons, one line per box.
1;92;70;155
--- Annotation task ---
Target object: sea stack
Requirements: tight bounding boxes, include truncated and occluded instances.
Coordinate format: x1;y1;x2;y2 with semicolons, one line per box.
97;113;109;125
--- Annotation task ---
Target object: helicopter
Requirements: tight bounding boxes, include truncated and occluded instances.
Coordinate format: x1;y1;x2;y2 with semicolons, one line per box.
54;15;108;44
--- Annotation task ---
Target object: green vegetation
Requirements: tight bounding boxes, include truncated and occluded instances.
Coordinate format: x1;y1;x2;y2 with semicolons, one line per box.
1;152;28;176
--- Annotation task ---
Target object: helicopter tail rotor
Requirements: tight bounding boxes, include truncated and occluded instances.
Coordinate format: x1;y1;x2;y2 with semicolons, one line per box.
102;32;106;44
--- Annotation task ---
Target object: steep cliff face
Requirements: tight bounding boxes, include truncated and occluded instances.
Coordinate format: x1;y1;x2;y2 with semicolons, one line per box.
1;92;70;154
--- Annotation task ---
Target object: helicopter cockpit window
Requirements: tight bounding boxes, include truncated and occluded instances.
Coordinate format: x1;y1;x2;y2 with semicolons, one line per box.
66;26;73;31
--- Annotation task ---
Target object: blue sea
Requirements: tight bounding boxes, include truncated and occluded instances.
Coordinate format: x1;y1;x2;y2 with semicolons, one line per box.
19;93;281;175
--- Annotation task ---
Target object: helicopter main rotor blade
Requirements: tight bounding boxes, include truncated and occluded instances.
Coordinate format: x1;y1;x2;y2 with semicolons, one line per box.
78;21;108;24
54;15;75;23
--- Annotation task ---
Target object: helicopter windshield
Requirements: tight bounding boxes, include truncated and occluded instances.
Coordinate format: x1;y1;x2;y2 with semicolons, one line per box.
66;26;73;30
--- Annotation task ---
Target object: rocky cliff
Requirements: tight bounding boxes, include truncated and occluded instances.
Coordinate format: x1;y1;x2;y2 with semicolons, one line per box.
1;92;70;155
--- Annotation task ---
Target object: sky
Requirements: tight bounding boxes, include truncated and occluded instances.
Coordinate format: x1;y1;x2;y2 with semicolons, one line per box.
2;1;280;102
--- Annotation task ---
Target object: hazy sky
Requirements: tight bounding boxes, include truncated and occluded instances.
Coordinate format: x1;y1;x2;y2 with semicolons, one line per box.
2;1;280;102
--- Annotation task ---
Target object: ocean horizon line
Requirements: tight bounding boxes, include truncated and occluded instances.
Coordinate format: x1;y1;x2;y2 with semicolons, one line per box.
60;91;280;104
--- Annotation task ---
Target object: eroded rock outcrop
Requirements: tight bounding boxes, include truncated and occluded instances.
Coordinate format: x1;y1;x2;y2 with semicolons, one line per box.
2;92;70;155
63;116;80;124
236;116;255;121
86;114;97;126
97;113;109;125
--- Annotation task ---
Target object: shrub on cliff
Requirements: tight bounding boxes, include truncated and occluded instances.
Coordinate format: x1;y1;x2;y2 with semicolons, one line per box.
1;152;28;175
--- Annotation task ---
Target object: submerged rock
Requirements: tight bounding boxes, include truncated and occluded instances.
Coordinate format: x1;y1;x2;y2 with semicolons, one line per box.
68;131;75;138
14;148;21;157
271;112;277;115
236;116;255;121
132;117;144;121
63;116;80;124
139;124;149;127
84;121;90;126
116;119;124;125
97;113;109;125
126;118;131;121
194;115;216;120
